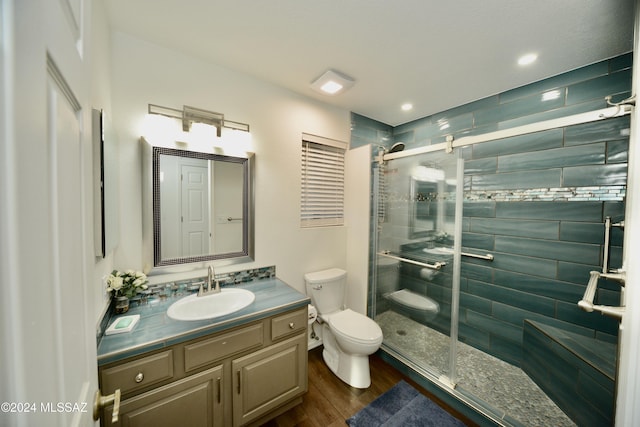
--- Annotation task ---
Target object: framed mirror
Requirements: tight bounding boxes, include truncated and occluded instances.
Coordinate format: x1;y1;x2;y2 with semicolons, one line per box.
409;179;439;239
408;161;456;240
92;109;120;257
142;139;254;271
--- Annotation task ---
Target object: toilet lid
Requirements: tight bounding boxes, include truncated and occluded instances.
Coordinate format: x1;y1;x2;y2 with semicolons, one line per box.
328;309;382;342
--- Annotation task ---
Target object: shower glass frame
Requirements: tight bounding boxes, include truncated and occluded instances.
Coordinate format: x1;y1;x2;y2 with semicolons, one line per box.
371;147;464;388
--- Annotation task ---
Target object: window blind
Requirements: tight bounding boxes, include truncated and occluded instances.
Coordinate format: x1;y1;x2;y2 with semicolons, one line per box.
301;136;346;227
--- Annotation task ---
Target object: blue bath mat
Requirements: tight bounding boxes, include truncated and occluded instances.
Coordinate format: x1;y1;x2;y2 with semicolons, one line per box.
346;380;466;427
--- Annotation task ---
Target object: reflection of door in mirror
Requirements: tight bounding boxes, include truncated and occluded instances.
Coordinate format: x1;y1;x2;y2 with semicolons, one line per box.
182;162;210;256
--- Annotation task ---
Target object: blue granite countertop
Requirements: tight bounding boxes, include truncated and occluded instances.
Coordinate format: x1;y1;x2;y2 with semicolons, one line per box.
97;278;309;366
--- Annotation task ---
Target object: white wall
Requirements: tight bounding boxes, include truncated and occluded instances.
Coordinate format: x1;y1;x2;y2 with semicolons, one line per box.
91;0;118;317
110;32;352;293
345;145;372;314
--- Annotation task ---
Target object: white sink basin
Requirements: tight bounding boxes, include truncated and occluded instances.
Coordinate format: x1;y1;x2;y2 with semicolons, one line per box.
167;288;255;321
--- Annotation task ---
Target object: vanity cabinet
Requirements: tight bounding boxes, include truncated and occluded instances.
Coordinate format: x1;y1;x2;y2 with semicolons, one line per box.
232;334;306;427
98;306;308;427
105;365;224;427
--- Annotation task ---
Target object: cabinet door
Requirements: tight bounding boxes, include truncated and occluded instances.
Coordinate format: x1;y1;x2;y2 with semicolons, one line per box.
105;365;223;427
232;334;307;427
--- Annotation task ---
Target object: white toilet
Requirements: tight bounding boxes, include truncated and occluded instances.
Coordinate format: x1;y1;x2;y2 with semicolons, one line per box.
304;268;383;389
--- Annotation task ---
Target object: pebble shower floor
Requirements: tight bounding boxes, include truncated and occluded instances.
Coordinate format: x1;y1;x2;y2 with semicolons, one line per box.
376;311;576;427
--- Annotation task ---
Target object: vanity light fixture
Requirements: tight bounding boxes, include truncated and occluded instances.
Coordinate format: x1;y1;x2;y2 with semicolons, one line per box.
310;69;355;95
147;104;250;137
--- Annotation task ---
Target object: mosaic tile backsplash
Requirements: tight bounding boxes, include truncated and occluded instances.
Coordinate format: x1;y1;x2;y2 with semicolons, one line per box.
356;53;630;370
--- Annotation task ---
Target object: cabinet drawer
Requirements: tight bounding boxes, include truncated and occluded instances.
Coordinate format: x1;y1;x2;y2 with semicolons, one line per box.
101;350;174;396
184;323;263;372
271;308;308;341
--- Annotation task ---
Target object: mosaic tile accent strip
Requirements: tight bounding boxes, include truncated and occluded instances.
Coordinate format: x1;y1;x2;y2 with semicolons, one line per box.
145;265;276;294
385;185;625;204
216;265;276;284
465;185;625;202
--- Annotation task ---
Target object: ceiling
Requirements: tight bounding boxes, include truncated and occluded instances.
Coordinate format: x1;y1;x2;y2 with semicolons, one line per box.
105;0;635;126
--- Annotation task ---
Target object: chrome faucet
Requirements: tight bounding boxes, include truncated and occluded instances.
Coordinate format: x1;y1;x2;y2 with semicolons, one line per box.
197;265;221;296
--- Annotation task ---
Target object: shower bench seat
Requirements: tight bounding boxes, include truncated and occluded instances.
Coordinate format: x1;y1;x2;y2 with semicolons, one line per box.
522;320;616;427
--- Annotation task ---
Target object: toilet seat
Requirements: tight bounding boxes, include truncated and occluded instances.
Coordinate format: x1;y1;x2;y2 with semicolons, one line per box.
327;309;382;345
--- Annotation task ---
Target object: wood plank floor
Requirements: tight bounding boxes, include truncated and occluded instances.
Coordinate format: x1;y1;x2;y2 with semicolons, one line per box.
261;347;478;427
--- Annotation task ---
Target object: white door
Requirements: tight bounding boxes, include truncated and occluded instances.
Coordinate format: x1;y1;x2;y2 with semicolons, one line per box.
0;1;98;426
181;163;210;257
47;66;95;427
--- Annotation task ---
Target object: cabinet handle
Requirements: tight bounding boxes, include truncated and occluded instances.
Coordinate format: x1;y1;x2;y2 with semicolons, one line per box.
93;388;121;423
217;378;221;404
289;322;295;329
134;372;144;383
237;371;241;394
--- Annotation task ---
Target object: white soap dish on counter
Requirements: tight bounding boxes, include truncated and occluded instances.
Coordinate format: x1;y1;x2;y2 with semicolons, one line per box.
105;314;140;335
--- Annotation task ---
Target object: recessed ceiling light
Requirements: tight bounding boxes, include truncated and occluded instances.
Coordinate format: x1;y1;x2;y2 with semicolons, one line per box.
401;103;413;111
518;53;538;66
310;69;355;95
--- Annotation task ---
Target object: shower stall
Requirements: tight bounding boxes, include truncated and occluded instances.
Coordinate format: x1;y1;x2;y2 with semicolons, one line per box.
367;103;630;426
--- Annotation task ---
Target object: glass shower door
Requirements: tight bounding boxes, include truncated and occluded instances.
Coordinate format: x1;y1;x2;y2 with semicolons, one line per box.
372;148;463;386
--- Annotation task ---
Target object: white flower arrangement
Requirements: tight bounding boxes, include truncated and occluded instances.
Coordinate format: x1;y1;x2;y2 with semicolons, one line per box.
106;269;149;299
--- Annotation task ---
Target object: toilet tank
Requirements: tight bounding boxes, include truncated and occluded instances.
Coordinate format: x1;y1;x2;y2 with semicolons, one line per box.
304;268;347;315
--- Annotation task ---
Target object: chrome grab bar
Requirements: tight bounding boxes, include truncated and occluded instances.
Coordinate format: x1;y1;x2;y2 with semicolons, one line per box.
377;251;445;270
577;215;626;319
461;251;494;261
423;246;493;261
578;270;625;319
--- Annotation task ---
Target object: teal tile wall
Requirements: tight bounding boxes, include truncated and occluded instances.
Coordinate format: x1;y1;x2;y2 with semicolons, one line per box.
358;53;630;369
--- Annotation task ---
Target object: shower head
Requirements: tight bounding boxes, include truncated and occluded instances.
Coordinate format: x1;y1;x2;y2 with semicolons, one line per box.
375;142;406;165
375;142;405;154
389;142;405;153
